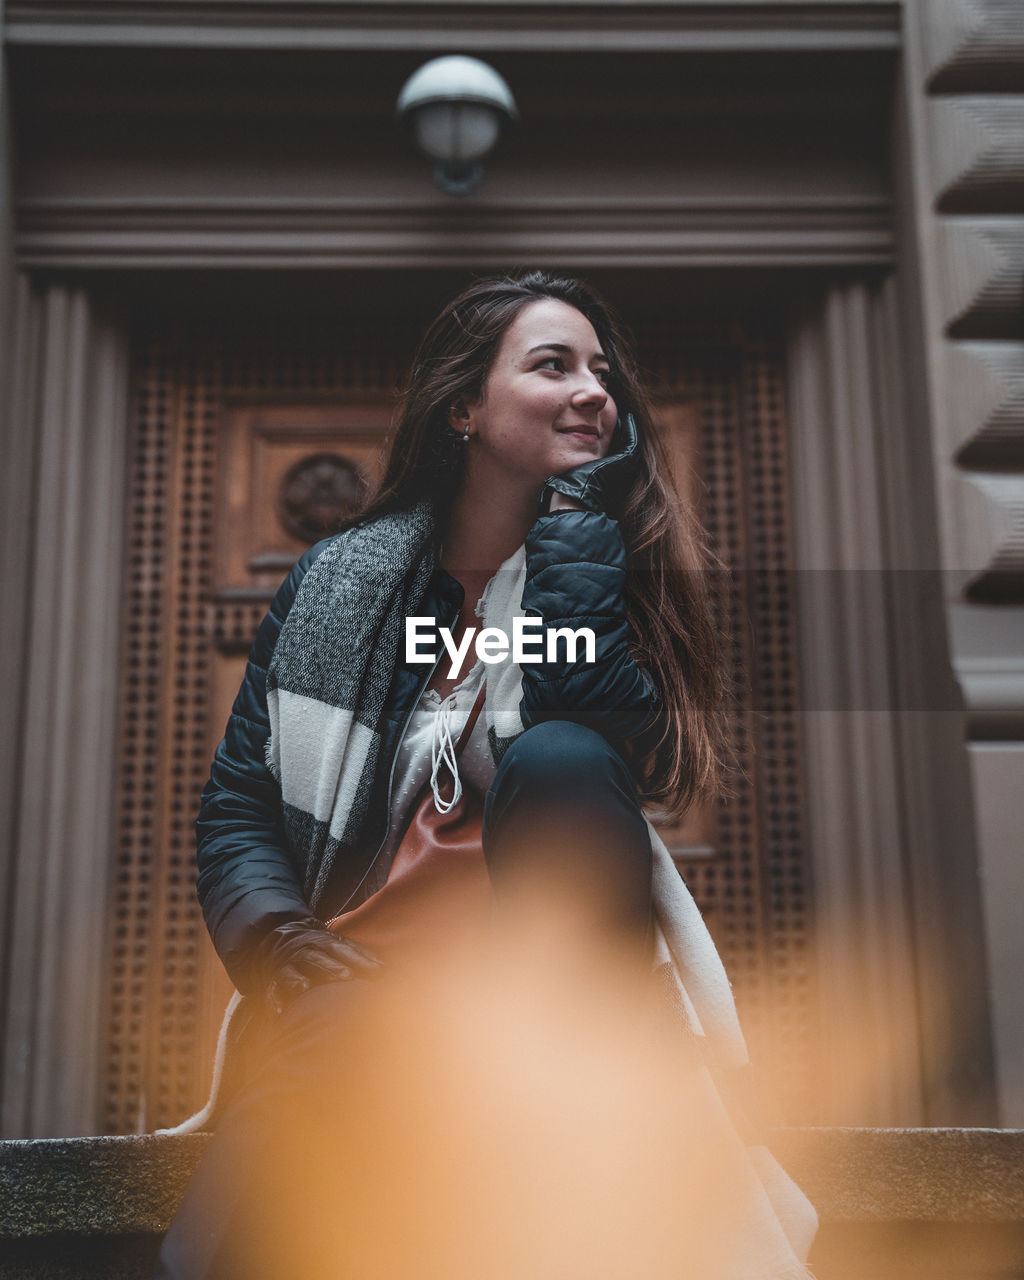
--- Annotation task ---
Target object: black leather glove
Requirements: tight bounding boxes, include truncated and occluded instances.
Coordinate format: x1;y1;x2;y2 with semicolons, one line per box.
253;919;382;1015
541;413;640;516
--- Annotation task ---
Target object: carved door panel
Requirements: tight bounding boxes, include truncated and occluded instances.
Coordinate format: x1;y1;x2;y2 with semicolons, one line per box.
107;319;811;1134
209;402;390;766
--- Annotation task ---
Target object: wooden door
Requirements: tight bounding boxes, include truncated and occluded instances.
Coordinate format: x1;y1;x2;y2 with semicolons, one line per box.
105;315;812;1133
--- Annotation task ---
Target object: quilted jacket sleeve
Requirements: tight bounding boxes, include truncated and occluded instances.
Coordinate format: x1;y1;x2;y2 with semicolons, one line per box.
195;544;325;992
520;509;661;764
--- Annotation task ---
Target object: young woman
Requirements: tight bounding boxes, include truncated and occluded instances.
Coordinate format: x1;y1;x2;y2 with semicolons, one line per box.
154;271;816;1280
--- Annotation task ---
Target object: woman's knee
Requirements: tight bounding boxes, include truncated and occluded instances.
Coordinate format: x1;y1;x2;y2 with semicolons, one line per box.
492;719;633;803
484;721;653;943
484;720;651;883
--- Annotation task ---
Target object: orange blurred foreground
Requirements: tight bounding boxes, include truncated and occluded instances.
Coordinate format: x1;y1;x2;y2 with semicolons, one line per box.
222;890;813;1280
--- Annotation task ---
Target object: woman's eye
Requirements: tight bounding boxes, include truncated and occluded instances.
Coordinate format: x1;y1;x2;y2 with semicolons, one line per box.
534;357;611;386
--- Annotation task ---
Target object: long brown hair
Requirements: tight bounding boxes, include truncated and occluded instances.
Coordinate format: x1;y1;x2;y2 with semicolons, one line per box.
352;270;731;816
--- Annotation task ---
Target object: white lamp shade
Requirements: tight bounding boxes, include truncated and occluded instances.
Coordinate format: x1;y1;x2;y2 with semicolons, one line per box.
397;56;517;121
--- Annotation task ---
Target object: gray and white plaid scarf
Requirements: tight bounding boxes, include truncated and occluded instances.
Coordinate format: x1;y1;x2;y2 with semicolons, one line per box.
265;500;441;910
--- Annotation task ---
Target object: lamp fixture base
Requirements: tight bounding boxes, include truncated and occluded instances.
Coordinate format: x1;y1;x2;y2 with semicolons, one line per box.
434;161;484;196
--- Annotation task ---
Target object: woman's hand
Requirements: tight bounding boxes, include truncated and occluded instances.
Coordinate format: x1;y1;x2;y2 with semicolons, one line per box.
254;920;382;1016
519;506;661;766
541;413;641;516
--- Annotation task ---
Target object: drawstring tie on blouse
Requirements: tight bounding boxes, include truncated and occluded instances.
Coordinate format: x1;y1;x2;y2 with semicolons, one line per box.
429;694;464;813
427;584;492;814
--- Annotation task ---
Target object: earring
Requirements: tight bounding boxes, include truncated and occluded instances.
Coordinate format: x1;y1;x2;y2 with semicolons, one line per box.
462;427;471;442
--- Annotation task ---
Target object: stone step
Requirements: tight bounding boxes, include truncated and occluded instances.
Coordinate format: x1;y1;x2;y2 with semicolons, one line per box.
0;1128;1022;1279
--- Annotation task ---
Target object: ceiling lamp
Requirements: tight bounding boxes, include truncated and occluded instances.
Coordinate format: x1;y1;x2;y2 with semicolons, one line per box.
397;56;518;196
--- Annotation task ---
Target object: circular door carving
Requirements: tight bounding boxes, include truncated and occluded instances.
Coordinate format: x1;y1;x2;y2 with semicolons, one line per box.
278;452;368;543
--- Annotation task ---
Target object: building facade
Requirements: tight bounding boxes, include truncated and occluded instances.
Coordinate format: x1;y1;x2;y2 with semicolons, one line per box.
0;0;1022;1138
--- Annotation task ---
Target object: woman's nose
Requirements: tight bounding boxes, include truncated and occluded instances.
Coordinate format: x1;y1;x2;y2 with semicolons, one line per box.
571;371;609;409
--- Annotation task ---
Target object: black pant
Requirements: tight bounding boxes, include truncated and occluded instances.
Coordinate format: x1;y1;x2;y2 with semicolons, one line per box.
154;721;653;1280
483;719;653;945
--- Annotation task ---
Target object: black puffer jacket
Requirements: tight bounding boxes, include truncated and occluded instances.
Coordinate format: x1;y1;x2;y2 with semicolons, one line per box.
195;509;661;992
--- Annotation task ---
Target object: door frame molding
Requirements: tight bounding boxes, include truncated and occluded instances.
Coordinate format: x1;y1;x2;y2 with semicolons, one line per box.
0;275;130;1137
4;1;902;54
13;195;894;273
786;276;995;1124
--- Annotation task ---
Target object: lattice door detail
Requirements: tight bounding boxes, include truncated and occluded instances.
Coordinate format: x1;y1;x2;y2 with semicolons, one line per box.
644;322;814;1117
105;317;813;1134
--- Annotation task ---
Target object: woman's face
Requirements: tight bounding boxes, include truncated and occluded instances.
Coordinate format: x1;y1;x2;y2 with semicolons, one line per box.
457;298;619;492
